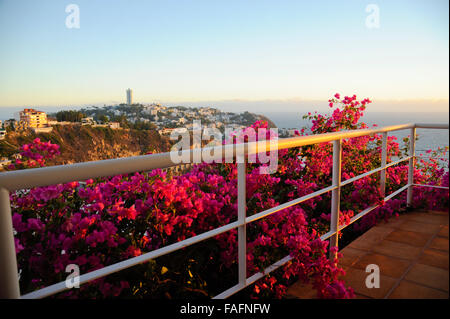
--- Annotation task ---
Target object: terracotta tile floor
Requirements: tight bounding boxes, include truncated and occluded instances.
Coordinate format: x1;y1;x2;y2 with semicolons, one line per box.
286;209;449;299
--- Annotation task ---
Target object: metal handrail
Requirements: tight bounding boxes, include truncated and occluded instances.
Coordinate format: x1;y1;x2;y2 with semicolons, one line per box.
0;122;448;299
0;123;418;191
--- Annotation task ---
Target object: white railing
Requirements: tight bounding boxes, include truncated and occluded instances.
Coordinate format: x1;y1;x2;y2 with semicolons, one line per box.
0;122;448;299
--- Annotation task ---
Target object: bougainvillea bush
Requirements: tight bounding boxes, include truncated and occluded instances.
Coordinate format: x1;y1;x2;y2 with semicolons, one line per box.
8;94;448;299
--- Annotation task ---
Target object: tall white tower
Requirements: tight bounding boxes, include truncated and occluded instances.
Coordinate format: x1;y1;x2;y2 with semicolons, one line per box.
126;88;133;105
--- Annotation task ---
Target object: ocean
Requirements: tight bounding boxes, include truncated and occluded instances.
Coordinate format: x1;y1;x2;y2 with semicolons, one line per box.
262;111;449;155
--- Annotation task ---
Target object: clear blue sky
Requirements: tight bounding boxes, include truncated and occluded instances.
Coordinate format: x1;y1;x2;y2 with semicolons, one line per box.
0;0;448;111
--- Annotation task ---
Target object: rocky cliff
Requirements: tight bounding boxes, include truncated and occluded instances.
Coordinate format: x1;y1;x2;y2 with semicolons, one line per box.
0;125;171;165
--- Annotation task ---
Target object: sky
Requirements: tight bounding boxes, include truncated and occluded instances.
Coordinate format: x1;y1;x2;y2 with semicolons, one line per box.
0;0;448;113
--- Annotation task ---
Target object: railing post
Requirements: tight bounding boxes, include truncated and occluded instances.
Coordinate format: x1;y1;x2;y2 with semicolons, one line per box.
407;127;416;207
0;187;20;298
380;132;388;198
329;139;342;260
237;159;247;287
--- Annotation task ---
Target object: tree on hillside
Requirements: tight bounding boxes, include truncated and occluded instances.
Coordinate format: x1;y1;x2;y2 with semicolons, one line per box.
112;115;130;129
133;120;157;131
98;115;109;123
55;110;86;122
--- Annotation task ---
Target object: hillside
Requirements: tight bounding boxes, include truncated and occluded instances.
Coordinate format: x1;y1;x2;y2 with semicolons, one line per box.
73;104;277;130
0;125;171;166
237;112;277;128
0;110;277;167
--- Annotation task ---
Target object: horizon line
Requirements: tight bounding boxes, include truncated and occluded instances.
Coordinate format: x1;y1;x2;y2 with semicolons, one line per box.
1;97;449;109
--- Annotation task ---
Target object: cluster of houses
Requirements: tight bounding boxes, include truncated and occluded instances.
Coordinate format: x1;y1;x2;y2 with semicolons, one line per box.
0;108;53;139
111;103;248;133
0;108;122;140
278;128;302;138
157;123;247;137
1;104;262;141
78;117;121;129
149;105;241;130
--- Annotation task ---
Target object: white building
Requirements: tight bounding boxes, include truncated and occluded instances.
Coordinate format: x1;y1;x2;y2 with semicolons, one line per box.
126;88;133;105
30;127;53;133
18;108;48;128
143;107;158;116
108;122;121;129
81;117;95;126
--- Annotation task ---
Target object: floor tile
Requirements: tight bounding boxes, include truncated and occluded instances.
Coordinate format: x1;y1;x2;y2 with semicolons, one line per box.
404;263;449;292
428;237;449;252
286;281;317;299
428;210;449;217
388;280;448;299
384;229;432;247
287;210;450;299
438;225;449;238
372;240;422;260
408;213;449;225
389;280;448;299
348;227;394;251
419;249;449;270
339;247;368;267
341;267;397;299
397;221;441;235
375;215;408;229
353;253;411;279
